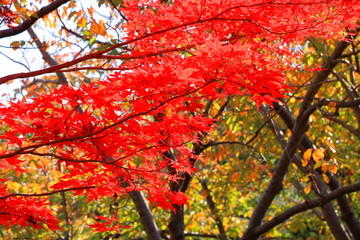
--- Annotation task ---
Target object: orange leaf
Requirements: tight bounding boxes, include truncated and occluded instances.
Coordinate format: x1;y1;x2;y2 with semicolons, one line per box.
302;149;312;166
321;163;329;173
312;148;324;162
304;184;311;195
77;16;87;28
328;101;337;108
329;164;338;174
91;20;107;35
303;149;312;160
322;174;329;183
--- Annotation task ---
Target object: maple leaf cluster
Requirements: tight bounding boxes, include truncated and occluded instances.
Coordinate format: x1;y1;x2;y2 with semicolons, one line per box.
0;0;359;232
0;180;61;231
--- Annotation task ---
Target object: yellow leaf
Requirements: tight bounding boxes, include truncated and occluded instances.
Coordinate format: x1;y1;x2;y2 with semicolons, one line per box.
322;174;329;183
312;148;324;162
93;108;102;117
289;97;296;104
292;163;298;170
78;16;87;28
304;184;311;195
303;149;313;160
7;181;21;192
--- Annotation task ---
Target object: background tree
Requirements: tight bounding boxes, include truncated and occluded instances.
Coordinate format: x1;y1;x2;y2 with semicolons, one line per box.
0;0;360;239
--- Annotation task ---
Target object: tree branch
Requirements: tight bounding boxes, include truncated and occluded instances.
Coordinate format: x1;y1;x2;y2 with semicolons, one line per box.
271;101;360;239
201;140;266;164
251;181;360;237
0;82;212;161
0;186;96;199
27;27;68;85
243;38;353;240
322;114;359;137
0;0;71;38
261;104;350;240
130;191;161;240
200;179;228;240
0;45;193;85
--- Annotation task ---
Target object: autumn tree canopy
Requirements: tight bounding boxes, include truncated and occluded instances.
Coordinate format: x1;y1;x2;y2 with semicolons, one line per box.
0;0;360;239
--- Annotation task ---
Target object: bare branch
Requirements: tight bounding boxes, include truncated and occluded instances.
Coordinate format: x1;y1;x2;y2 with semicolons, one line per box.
0;51;30;71
322;114;359;137
202;140;266;164
0;186;96;200
268;105;353;240
271;102;360;238
200;179;228;240
27;27;68;85
252;181;360;237
0;0;71;38
0;45;193;85
243;36;354;240
108;0;127;21
130;191;161;240
54;66;135;72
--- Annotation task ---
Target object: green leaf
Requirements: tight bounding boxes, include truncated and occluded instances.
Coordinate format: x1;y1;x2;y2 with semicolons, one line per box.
314;160;323;169
109;49;119;55
97;0;106;7
83;30;92;36
89;37;97;48
111;0;124;7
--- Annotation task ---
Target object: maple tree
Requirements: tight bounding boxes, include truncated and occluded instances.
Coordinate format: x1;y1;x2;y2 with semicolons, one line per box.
1;0;360;239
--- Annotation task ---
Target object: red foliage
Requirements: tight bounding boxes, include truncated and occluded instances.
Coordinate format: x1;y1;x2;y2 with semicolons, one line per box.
0;180;61;231
88;211;131;233
0;0;359;232
0;0;17;28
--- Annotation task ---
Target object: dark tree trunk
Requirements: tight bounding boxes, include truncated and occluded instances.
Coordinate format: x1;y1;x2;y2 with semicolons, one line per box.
131;191;162;240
